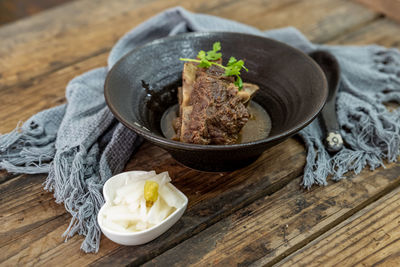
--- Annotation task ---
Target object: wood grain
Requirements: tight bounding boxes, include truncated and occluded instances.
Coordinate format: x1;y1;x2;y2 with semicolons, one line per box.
356;0;400;23
0;0;378;91
0;0;73;25
0;0;379;135
329;18;400;48
276;185;400;267
0;0;379;184
0;138;306;266
0;0;399;266
0;0;379;187
210;0;379;43
0;171;18;184
0;52;107;132
142;163;400;267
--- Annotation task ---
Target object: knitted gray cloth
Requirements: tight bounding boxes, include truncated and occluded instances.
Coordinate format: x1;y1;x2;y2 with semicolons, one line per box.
1;7;399;253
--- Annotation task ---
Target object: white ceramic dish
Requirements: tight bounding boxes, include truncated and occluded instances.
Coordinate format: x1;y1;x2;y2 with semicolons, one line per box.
98;171;188;246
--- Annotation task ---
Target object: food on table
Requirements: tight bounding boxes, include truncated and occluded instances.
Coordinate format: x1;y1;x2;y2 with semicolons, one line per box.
101;171;185;233
168;42;271;145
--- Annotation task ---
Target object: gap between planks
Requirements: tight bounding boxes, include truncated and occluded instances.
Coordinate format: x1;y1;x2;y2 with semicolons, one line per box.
140;164;400;267
0;0;383;184
0;0;379;92
0;16;396;267
0;138;306;265
265;172;400;267
0;171;19;184
0;0;394;266
274;183;400;266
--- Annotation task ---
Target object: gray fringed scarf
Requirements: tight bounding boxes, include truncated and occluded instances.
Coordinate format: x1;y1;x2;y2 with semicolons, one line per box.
0;7;399;253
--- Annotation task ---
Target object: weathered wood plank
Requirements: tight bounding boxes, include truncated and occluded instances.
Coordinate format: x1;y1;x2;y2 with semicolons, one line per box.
1;213;120;266
0;0;73;26
0;174;68;248
0;0;254;90
0;0;379;135
355;0;400;23
210;0;379;43
0;171;18;184
0;0;394;266
328;18;400;48
0;0;377;90
0;138;305;266
0;0;234;89
142;163;400;267
276;185;400;267
0;52;106;132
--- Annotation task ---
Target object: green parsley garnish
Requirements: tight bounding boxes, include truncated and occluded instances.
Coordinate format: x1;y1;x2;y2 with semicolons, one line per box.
179;42;248;90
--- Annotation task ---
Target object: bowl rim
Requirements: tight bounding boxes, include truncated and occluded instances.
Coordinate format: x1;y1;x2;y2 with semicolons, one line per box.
105;31;328;151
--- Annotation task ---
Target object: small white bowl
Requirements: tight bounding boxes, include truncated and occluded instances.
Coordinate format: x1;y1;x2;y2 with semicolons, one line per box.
98;171;188;246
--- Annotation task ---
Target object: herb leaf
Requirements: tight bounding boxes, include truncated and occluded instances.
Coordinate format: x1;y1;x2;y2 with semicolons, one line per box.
225;59;247;76
206;51;222;60
197;50;206;60
227;56;237;66
180;42;248;90
234;76;243;89
205;41;222;60
213;41;221;52
198;59;212;68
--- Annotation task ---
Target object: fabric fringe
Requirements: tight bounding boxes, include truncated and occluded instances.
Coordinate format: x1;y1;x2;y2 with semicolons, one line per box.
44;145;105;253
301;125;331;189
330;107;399;180
301;47;400;187
0;121;56;174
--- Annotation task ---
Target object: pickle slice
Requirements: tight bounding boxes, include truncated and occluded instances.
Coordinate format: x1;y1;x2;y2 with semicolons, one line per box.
144;181;159;207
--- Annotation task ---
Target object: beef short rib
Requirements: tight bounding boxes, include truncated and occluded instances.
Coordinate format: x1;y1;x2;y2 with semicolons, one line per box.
174;62;258;145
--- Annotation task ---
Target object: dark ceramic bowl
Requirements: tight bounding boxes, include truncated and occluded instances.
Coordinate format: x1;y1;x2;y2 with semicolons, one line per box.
105;32;328;172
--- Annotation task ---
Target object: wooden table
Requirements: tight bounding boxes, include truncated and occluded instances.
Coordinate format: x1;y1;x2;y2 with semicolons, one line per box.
1;0;400;266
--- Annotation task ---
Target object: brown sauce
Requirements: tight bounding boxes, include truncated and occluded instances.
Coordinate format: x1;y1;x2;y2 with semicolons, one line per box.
237;101;272;143
161;101;271;144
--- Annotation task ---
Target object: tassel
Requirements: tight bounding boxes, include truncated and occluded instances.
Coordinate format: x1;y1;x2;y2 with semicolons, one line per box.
0;105;65;174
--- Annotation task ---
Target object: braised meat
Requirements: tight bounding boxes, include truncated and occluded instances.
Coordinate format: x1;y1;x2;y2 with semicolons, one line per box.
174;62;258;145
